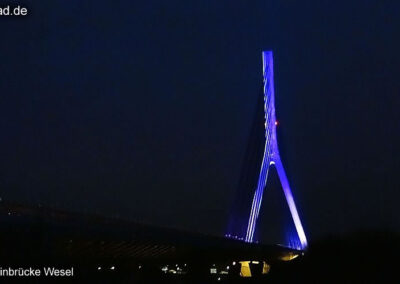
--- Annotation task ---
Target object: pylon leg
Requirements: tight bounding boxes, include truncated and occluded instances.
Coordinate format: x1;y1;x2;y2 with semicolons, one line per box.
274;157;308;249
245;149;270;243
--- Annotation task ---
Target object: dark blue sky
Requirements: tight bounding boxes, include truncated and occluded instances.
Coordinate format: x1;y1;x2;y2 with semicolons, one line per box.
0;0;399;241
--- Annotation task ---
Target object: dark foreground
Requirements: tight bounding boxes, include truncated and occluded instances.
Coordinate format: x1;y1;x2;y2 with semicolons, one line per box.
0;202;399;283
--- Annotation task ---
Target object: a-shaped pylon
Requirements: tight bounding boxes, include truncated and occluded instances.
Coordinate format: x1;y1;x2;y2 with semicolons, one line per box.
244;51;308;249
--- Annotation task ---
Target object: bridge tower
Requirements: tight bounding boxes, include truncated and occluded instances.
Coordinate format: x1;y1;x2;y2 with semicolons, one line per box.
227;51;308;250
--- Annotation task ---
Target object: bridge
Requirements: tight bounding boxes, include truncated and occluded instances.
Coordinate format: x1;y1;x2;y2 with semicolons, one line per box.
0;51;308;282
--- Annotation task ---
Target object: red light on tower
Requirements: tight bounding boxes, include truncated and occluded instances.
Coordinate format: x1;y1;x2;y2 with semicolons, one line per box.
275;121;279;126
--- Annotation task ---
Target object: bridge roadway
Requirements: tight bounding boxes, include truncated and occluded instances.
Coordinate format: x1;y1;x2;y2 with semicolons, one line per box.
0;201;302;277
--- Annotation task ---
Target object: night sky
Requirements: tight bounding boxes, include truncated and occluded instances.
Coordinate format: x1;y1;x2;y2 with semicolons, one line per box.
0;1;399;241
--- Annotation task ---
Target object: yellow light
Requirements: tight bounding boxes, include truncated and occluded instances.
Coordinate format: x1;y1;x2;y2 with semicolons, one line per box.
279;252;299;261
262;262;270;274
239;261;251;277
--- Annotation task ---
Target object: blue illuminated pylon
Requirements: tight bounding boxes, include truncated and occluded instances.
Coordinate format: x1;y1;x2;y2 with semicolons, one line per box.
244;51;308;249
